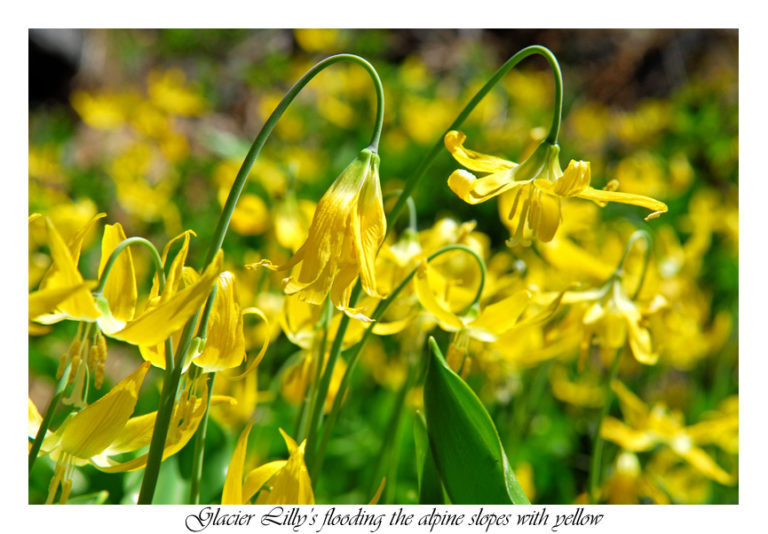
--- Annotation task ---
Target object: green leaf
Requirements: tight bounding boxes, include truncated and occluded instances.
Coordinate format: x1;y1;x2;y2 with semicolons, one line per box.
424;337;529;504
413;411;446;504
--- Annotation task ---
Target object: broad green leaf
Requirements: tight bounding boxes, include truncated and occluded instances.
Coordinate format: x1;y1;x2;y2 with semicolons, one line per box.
413;411;445;504
424;337;529;504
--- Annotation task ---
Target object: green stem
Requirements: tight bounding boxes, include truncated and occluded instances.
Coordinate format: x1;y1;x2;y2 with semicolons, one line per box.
203;54;384;267
29;361;71;471
385;45;563;233
137;53;384;504
297;297;333;442
588;347;623;504
368;352;419;501
614;229;652;299
188;372;216;504
94;237;165;295
308;244;486;481
383;189;418;233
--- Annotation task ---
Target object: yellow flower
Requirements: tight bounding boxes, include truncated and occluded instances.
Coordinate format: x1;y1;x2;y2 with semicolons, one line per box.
29;362;150;503
444;131;667;245
31;217;223;361
601;380;736;486
252;149;386;321
563;275;659;366
189;271;269;376
223;422;314;505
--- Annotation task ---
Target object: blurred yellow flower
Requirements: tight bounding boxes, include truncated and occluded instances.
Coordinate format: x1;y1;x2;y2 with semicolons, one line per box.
601;380;736;486
252;149;386;321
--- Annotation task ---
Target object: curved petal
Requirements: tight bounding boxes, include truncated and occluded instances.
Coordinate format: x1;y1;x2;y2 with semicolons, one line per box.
98;223;137;323
413;261;464;331
444;131;517;173
38;218;101;321
575;188;668;220
448;169;517;205
470;289;532;338
59;362;150;460
222;420;255;504
110;250;223;347
194;272;246;373
243;461;288;502
226;307;270;379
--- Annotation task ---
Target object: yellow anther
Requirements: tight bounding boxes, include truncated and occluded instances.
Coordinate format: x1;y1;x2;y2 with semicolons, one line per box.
68;339;82;359
56;352;68;380
88;344;99;370
95;361;105;389
59;479;72;504
68;354;81;386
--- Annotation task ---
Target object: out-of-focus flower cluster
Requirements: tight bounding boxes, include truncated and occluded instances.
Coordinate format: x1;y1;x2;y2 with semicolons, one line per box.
29;29;737;505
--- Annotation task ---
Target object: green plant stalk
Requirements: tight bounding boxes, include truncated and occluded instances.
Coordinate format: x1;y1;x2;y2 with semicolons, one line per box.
308;244;486;481
368;352;419;501
94;237;166;295
186;287;218;504
385;45;563;233
588;347;623;504
296;297;333;442
137;54;384;504
188;372;216;504
29;361;71;471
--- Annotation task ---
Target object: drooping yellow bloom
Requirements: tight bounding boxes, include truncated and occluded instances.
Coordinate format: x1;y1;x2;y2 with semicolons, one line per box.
444;131;667;245
190;271;269;377
222;422;314;505
251;149;386;321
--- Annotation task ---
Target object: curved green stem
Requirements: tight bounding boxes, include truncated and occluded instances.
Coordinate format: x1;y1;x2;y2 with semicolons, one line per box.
94;237;176;371
29;361;71;471
94;237;165;295
588;347;623;504
386;45;563;233
384;189;418;233
203;53;384;267
137;54;384;504
308;244;487;481
615;229;653;299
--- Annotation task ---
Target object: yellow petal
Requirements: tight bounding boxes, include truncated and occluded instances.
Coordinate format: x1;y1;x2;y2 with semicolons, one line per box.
243;461;288;502
98;223;137;323
226;307;270;379
59;362;150;459
95;377;215;472
110;250;223;346
531;189;561;242
469;289;532;338
38;218;101;321
222;420;254;504
447;169;516;204
576;188;668;220
677;445;735;485
29;282;95;320
255;430;314;504
600;417;655;451
444;130;517;173
413;261;464;331
193;272;246;372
